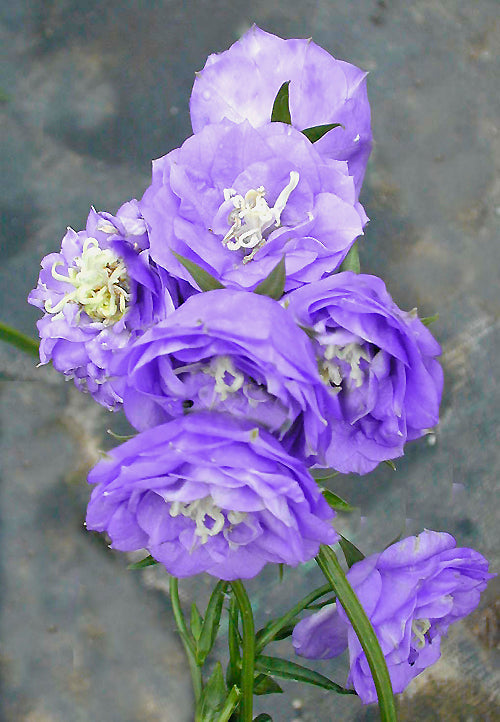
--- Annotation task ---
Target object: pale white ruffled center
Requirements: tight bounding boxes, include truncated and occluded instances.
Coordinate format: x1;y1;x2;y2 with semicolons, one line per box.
320;342;370;392
222;171;299;263
169;496;247;545
45;237;130;324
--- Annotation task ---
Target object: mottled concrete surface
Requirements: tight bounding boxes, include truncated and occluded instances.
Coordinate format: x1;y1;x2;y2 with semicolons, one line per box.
1;2;499;720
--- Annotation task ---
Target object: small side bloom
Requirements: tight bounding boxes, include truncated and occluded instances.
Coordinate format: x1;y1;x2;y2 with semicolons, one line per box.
293;530;495;703
85;412;338;580
28;202;180;409
140;120;366;292
285;272;443;473
190;25;372;194
113;288;328;463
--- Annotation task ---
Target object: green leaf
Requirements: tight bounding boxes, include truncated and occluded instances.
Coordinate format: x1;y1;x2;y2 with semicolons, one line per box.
339;243;360;273
255;655;355;695
278;563;285;583
302;123;344;143
253;673;283;696
271;81;291;124
321;489;354;513
384;459;397;471
253;256;286;300
338;534;365;568
226;597;241;690
0;321;39;358
127;555;159;570
316;546;397;720
253;715;273;722
171;251;225;292
310;468;339;482
190;603;203;642
198;663;229;721
420;313;439;326
197;581;228;664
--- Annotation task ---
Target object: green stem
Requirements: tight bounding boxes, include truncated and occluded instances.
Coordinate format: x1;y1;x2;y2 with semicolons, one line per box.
316;546;397;722
230;580;255;722
169;577;203;705
0;321;39;358
255;583;332;654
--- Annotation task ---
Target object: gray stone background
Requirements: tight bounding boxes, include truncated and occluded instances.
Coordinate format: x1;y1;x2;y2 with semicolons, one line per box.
1;1;499;720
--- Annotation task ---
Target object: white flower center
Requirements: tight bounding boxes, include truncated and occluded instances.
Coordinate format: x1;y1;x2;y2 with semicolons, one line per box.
205;356;245;401
222;171;299;263
45;238;130;324
320;342;370;391
169;496;247;544
411;617;431;649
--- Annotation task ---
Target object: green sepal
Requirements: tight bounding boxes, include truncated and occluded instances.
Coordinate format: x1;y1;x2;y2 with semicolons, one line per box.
310;468;339;482
198;663;232;722
253;673;283;696
253;256;286;300
107;429;136;441
321;489;355;513
190;603;203;642
302;123;344;143
253;715;273;722
339;243;361;273
338;534;365;568
197;581;228;664
420;313;439;326
384;459;397;471
255;620;295;647
171;251;225;291
278;563;285;583
127;555;159;570
255;655;355;695
271;81;291;124
384;531;403;550
0;321;39;358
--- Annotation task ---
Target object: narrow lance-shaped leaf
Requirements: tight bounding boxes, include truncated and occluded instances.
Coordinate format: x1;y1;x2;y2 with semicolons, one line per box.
302;123;344;143
271;81;291;124
253;256;286;300
190;603;203;642
255;655;355;696
338;534;365;568
197;581;228;664
198;662;230;722
171;251;225;291
127;555;159;570
310;467;340;482
253;673;283;696
321;489;355;513
339;242;360;273
420;313;439;327
0;321;39;358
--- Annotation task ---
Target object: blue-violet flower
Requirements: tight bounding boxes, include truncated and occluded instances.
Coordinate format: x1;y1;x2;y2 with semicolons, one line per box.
190;25;372;194
86;412;338;579
285;272;443;473
292;530;494;702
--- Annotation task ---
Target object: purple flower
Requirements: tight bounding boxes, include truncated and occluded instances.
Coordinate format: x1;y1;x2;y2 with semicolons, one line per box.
293;530;494;702
113;288;328;463
140;120;366;292
28;202;180;409
86;412;338;579
285;272;443;473
190;25;372;195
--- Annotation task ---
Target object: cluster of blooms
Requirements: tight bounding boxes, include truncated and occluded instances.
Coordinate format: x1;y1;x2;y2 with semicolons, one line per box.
29;26;492;701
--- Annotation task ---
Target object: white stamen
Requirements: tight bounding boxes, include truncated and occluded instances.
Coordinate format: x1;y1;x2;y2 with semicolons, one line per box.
169;497;247;545
45;237;130;324
320;342;370;390
204;356;245;401
411;618;431;648
221;171;299;263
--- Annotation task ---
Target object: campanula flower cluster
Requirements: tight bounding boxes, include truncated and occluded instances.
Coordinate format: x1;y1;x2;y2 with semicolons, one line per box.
29;26;492;702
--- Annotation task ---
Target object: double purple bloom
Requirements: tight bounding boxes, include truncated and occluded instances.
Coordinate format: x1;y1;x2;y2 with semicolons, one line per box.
28;202;180;409
86;413;338;580
285;272;443;473
190;25;372;194
140;120;366;293
293;530;494;702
